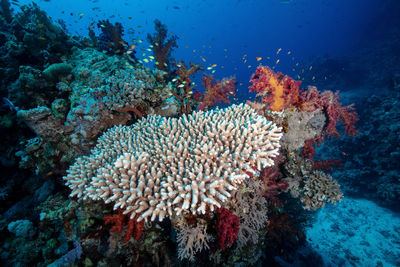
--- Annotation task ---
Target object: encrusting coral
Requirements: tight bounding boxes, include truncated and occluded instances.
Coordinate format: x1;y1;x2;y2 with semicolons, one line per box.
64;104;282;222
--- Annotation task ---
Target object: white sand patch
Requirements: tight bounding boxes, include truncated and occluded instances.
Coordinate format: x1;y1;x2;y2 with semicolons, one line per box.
306;197;400;267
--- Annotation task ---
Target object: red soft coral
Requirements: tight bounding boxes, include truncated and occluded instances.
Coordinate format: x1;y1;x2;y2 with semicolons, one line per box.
199;74;236;110
299;86;359;137
104;213;144;241
259;166;288;202
249;66;301;111
216;207;239;250
313;159;343;173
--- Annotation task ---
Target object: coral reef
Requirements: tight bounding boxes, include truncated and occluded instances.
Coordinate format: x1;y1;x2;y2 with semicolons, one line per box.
0;2;365;265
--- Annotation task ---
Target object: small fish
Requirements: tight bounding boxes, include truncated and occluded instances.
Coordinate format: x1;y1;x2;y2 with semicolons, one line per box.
288;51;291;55
178;84;185;88
137;39;143;43
248;65;251;68
149;45;153;48
128;44;136;50
276;48;282;54
149;56;155;60
163;63;168;67
312;76;316;80
193;49;196;52
309;66;312;70
78;12;84;18
200;56;206;62
276;59;280;64
146;48;152;51
211;64;217;68
119;41;128;46
172;78;178;82
207;67;212;70
143;58;149;63
211;70;216;73
256;57;262;61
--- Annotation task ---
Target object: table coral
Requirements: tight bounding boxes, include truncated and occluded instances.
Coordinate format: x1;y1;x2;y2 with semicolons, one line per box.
64;104;282;222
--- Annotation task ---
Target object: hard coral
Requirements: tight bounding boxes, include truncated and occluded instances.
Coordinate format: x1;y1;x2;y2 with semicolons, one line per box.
147;19;178;72
249;66;301;111
216;207;239;250
199;74;237;110
64;104;282;222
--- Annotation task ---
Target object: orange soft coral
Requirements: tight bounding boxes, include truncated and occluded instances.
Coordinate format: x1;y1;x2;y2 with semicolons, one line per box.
249;66;301;111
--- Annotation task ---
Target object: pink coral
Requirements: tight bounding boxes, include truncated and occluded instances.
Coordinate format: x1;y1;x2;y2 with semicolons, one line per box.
216;207;240;250
198;74;237;110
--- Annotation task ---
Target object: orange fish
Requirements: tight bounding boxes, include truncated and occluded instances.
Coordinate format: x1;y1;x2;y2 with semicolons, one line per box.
276;59;280;64
256;57;262;61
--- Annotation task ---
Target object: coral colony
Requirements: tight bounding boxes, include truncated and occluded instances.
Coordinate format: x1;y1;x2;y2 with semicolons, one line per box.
1;1;374;266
